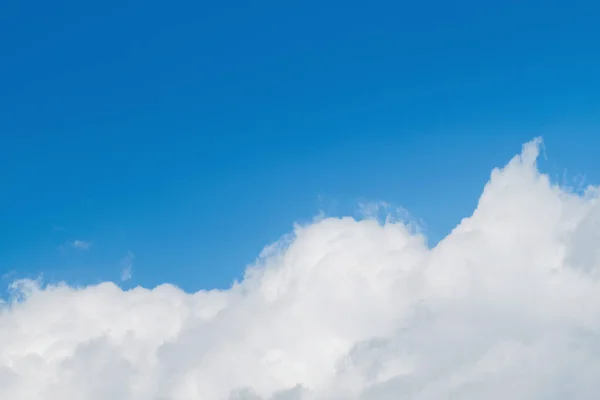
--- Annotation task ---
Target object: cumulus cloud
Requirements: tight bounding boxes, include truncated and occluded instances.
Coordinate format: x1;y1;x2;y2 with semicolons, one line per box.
2;137;600;399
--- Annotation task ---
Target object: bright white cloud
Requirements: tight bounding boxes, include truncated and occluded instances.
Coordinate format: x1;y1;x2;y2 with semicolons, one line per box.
2;138;600;399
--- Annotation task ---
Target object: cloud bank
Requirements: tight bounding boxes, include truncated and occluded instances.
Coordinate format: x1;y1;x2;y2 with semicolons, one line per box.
2;138;600;399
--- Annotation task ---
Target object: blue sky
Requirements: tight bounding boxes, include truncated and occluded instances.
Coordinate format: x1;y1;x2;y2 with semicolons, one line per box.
1;0;600;292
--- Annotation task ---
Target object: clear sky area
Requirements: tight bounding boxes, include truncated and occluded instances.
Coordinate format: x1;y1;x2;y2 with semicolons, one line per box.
2;1;600;292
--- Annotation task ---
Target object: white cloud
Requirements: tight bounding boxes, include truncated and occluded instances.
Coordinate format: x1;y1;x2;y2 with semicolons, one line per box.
2;137;600;399
71;240;92;251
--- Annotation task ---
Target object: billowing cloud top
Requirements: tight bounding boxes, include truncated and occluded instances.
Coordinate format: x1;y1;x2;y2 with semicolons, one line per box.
2;138;600;399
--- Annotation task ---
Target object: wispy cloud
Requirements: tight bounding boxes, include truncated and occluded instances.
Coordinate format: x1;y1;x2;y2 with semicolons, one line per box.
51;224;66;232
120;251;134;281
71;240;92;251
